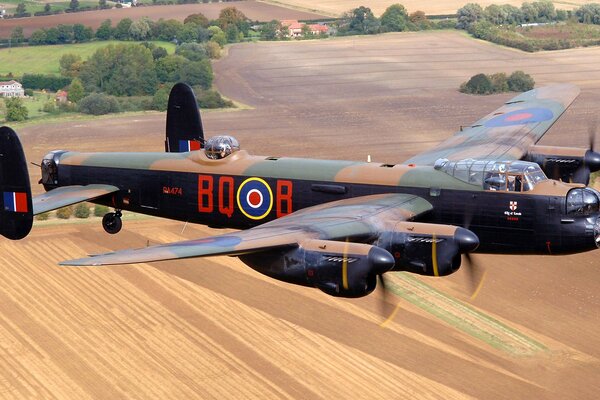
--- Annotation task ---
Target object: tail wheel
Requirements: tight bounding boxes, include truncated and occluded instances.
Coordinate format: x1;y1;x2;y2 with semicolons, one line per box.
102;211;122;234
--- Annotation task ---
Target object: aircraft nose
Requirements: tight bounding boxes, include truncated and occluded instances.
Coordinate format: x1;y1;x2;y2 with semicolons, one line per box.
454;227;480;253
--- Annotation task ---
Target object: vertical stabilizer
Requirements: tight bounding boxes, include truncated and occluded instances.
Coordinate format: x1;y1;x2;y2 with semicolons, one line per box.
165;83;204;152
0;127;32;240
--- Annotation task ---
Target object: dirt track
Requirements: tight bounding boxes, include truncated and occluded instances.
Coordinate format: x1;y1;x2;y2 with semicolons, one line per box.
8;31;600;398
0;0;327;37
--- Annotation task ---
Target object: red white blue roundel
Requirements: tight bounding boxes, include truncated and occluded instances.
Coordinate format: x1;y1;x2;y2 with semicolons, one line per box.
237;177;273;220
484;107;554;128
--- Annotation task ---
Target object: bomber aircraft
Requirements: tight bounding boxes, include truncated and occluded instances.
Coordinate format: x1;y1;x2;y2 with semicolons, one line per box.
0;83;599;299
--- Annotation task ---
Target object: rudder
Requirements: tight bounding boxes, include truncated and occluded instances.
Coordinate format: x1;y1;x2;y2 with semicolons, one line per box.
165;83;204;152
0;127;32;240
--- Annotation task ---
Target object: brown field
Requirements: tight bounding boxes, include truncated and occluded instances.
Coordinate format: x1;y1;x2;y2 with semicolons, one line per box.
6;31;600;398
262;0;592;16
0;0;327;37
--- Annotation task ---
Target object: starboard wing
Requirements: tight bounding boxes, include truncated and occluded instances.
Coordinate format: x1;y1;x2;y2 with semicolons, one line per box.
61;193;433;266
33;184;120;215
405;84;580;165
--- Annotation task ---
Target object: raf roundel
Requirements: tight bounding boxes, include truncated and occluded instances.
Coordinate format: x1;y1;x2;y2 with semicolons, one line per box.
484;107;554;128
237;177;273;220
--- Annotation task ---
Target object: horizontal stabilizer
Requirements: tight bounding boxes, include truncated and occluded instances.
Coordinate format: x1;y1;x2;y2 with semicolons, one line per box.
165;83;204;152
0;127;32;240
33;184;120;215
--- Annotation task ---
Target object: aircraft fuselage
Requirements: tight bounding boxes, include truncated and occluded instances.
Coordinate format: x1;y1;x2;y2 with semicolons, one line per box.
42;149;600;256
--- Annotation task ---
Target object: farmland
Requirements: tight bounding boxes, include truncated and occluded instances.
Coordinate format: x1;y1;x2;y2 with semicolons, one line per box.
4;30;600;398
0;40;175;75
262;0;593;16
0;0;328;37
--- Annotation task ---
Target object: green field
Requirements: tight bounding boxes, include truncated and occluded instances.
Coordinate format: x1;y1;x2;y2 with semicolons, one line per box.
0;41;176;76
1;0;100;13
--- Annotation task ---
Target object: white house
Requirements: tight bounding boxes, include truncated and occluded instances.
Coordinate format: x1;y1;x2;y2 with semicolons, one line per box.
0;80;25;98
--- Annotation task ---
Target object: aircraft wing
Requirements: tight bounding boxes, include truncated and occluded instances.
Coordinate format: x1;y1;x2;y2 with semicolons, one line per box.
405;84;580;165
60;193;433;266
33;184;120;215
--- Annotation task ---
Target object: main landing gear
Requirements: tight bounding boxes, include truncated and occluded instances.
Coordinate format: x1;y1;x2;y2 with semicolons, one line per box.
102;210;122;234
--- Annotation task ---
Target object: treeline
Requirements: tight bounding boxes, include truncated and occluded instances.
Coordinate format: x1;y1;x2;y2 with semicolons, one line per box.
6;0;238;19
7;6;249;46
460;71;535;95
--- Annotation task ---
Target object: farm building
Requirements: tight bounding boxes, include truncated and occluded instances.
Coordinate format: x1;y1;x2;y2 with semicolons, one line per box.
281;20;329;37
0;80;24;97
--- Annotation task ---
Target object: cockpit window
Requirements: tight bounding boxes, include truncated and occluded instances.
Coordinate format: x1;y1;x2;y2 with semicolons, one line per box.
204;136;240;160
434;158;548;192
567;188;600;215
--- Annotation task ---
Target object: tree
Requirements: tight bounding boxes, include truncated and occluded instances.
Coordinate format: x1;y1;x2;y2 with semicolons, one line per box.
343;6;380;34
15;3;26;16
154;19;183;41
69;0;79;11
184;13;209;28
78;93;120;115
99;0;109;9
115;18;133;40
155;54;188;82
507;71;535;91
461;73;493;94
380;4;409;32
259;20;280;41
225;24;239;43
175;42;208;61
457;3;484;29
5;98;28;122
73;24;93;42
204;41;221;59
96;19;113;40
129;18;151;41
489;72;508;92
79;44;158;96
180;59;212;89
178;23;201;43
60;53;82;77
152;47;168;60
151;84;175;111
217;6;247;31
68;78;85;103
575;4;600;24
56;206;73;219
208;26;226;47
44;3;51;13
56;24;74;43
10;27;24;45
74;203;90;218
44;28;60;45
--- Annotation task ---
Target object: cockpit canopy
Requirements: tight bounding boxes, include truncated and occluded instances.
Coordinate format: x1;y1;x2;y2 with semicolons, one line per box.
434;158;548;192
204;135;240;160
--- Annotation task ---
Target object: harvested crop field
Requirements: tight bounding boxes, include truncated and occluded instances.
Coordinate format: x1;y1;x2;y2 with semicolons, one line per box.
7;31;600;398
262;0;591;17
0;0;327;37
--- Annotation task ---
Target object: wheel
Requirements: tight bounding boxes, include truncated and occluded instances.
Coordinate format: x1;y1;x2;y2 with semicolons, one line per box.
102;212;122;234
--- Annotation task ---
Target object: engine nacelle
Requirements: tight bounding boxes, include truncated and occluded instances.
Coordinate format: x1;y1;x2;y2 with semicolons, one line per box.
524;145;600;185
239;240;395;298
376;222;479;277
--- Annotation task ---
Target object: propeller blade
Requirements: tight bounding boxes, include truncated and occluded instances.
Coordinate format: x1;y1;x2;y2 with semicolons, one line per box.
463;253;487;300
378;274;389;316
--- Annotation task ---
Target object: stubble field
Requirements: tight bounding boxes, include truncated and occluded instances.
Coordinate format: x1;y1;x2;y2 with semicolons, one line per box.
6;31;600;398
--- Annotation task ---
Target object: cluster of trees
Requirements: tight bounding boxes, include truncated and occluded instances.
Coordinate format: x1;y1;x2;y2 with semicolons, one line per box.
11;7;249;47
460;71;535;94
575;4;600;25
3;98;28;122
29;24;94;45
456;1;566;30
13;0;104;18
55;40;231;115
335;4;453;36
